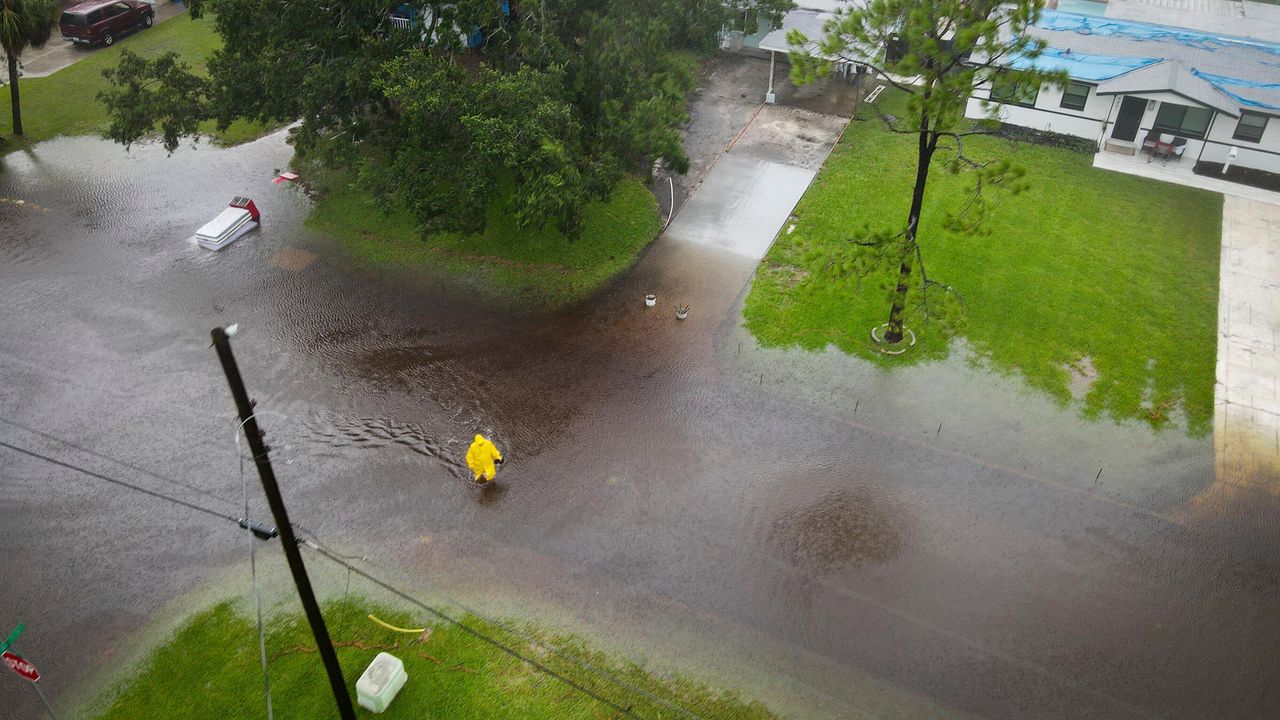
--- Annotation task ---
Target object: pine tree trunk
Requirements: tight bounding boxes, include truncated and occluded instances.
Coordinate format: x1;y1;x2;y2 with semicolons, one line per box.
884;126;935;344
7;52;21;136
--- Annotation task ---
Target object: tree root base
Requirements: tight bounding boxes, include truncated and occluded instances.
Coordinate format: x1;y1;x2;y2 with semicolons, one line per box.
870;324;916;355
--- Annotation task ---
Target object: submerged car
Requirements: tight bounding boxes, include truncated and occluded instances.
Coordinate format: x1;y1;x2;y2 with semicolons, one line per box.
60;0;154;47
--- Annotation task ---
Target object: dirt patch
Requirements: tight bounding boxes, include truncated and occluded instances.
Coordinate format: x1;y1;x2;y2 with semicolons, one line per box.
770;490;904;572
270;245;319;272
728;105;850;171
1065;355;1097;401
768;55;861;119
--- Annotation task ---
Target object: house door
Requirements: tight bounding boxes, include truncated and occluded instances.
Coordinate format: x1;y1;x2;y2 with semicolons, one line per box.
1112;96;1146;142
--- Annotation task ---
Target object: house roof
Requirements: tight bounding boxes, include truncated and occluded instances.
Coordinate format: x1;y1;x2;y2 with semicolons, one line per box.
758;1;873;60
1105;0;1280;43
1008;10;1280;116
758;9;836;57
793;0;848;11
1094;59;1241;116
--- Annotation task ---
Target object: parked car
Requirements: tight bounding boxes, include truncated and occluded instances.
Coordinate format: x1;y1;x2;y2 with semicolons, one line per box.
60;0;154;47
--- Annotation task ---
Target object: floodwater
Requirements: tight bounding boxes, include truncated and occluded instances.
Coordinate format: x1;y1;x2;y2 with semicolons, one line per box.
3;58;1280;720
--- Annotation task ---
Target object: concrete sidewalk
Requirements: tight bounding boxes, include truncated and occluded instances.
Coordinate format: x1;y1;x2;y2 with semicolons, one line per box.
1092;146;1280;496
1214;195;1280;494
1;1;184;83
1093;151;1280;206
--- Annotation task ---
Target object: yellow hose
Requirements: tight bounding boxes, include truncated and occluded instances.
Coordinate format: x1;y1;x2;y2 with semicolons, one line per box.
367;614;426;634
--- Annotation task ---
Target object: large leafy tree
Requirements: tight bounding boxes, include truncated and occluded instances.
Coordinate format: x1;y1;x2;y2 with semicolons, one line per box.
97;0;719;237
363;0;699;235
0;0;59;136
790;0;1063;347
365;58;588;233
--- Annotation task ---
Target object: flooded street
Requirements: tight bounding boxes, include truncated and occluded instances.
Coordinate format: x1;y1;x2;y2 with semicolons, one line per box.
3;62;1280;719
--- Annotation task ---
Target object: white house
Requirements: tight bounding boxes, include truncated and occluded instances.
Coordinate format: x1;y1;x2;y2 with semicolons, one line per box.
967;8;1280;176
756;1;872;103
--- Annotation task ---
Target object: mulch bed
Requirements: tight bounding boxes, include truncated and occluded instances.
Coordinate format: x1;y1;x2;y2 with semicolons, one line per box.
1193;161;1280;193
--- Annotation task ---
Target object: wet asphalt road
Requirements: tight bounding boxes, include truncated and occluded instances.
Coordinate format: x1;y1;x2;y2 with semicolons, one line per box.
3;59;1280;720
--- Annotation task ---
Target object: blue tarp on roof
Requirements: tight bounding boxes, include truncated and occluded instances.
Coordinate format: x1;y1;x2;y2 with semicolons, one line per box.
1027;11;1280;112
1007;47;1160;81
1037;10;1280;59
1191;69;1280;110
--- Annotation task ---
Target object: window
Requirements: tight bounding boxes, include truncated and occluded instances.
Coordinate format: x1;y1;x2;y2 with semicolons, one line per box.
1153;102;1213;138
1060;82;1091;111
1234;112;1269;143
990;73;1040;108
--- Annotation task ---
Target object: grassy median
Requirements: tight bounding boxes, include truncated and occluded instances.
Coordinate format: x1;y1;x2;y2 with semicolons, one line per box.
304;168;662;306
0;14;267;154
91;598;773;719
744;89;1222;434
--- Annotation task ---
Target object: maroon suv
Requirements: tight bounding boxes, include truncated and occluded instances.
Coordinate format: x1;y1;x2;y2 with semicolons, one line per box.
60;1;154;47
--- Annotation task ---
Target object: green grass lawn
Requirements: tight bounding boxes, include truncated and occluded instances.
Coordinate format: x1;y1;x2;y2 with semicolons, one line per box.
744;90;1222;435
304;168;663;306
0;14;269;155
90;598;774;719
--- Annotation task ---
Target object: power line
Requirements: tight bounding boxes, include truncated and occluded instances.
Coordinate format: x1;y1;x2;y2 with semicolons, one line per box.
0;438;275;539
0;435;699;718
436;590;705;720
294;525;705;720
0;416;237;509
302;540;646;720
211;325;355;720
240;436;275;720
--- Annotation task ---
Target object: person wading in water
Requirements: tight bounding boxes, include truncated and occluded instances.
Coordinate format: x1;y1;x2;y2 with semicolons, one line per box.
466;434;504;484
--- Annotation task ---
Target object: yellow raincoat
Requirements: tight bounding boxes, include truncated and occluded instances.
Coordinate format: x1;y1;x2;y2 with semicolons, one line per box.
466;434;503;482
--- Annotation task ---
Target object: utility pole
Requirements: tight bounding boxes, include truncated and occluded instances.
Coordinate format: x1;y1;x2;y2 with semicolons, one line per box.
211;327;356;720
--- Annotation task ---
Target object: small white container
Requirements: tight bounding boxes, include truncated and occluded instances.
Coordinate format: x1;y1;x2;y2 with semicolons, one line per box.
356;652;408;713
645;294;656;307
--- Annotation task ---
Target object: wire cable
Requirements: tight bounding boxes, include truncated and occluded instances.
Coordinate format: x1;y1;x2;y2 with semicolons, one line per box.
0;416;237;509
302;540;644;720
0;435;697;719
238;426;274;720
294;524;706;720
0;438;244;525
425;587;704;720
367;615;426;634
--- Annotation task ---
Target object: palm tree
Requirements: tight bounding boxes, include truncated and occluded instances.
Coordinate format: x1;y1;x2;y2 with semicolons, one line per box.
1;0;60;136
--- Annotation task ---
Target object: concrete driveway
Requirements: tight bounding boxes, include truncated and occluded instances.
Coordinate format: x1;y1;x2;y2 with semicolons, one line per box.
663;105;847;259
1207;195;1280;501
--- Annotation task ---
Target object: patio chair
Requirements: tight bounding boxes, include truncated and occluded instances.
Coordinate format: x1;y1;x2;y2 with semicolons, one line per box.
1141;128;1160;155
1147;132;1179;163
